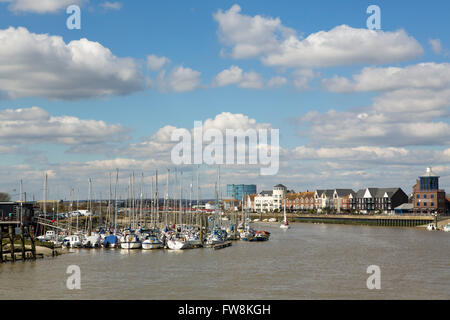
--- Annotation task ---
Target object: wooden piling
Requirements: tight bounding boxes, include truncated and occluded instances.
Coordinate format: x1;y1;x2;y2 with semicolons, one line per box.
8;226;15;262
20;225;25;262
28;226;36;260
0;228;3;263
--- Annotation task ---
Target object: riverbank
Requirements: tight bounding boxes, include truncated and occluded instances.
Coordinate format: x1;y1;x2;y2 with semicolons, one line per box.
247;213;445;228
1;244;65;262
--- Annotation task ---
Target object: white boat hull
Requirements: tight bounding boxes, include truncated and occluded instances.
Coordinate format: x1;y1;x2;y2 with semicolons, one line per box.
120;242;142;249
280;224;290;229
167;239;190;250
142;241;163;250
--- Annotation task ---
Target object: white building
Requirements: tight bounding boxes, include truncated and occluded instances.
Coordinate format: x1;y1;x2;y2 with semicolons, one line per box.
254;184;287;212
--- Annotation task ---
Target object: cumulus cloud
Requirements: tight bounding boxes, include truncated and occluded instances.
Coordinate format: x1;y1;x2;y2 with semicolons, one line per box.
0;0;85;13
157;66;202;92
267;76;287;88
323;63;450;93
146;54;170;71
100;1;122;10
429;38;443;54
213;4;296;59
292;69;319;90
214;66;268;89
121;112;272;159
0;106;128;145
295;108;450;147
214;5;423;68
0;27;143;100
322;63;450;119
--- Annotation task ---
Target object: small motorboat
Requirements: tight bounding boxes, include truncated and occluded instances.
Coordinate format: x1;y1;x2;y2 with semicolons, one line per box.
63;235;82;248
426;223;436;231
254;230;270;241
443;224;450;232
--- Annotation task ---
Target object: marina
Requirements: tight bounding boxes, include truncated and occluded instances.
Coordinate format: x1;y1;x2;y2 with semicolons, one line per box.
0;222;448;300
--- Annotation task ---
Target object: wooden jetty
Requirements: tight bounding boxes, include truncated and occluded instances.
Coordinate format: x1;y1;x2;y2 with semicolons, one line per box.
212;241;232;250
1;225;37;263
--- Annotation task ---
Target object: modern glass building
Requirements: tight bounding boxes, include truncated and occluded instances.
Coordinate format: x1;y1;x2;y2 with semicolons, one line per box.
226;184;257;200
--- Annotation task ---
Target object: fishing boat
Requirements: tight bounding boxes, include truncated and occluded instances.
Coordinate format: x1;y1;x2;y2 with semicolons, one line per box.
120;233;142;249
280;201;290;229
62;235;82;248
37;230;57;242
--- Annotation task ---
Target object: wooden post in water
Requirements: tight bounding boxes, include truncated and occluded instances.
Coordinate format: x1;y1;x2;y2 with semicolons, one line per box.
9;226;15;262
28;226;36;260
21;225;25;261
0;227;3;263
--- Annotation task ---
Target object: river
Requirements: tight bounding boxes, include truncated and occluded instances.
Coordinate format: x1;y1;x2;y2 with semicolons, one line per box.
0;223;449;299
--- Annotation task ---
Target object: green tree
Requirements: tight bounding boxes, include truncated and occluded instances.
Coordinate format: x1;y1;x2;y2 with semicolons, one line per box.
0;192;11;201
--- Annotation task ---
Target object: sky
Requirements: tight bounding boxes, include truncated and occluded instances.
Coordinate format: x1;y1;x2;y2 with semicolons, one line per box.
0;0;449;200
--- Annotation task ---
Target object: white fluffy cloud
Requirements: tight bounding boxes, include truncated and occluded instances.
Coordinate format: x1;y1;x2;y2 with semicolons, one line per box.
429;39;443;54
214;66;264;89
296;109;450;147
267;76;287;88
322;63;450;119
323;63;450;93
0;0;85;13
122;112;271;159
158;66;202;92
0;106;128;145
0;27;143;100
213;4;295;59
146;54;170;71
100;1;122;11
214;5;423;68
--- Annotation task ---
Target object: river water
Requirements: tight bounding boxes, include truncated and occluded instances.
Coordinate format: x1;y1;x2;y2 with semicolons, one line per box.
0;223;449;299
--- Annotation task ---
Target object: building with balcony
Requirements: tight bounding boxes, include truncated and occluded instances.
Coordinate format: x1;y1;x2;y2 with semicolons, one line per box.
254;184;287;212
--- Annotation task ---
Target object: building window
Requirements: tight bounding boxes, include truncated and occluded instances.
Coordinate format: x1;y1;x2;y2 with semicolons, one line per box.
431;194;434;199
424;202;427;206
424;194;427;199
431;202;434;207
417;194;420;198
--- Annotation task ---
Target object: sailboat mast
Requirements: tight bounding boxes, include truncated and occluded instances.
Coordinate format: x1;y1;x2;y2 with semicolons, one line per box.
140;172;143;228
43;172;47;219
180;171;183;225
196;166;200;226
165;168;169;227
113;168;119;233
155;170;159;228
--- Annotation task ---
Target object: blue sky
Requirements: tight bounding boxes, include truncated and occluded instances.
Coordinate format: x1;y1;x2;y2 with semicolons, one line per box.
0;0;449;199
